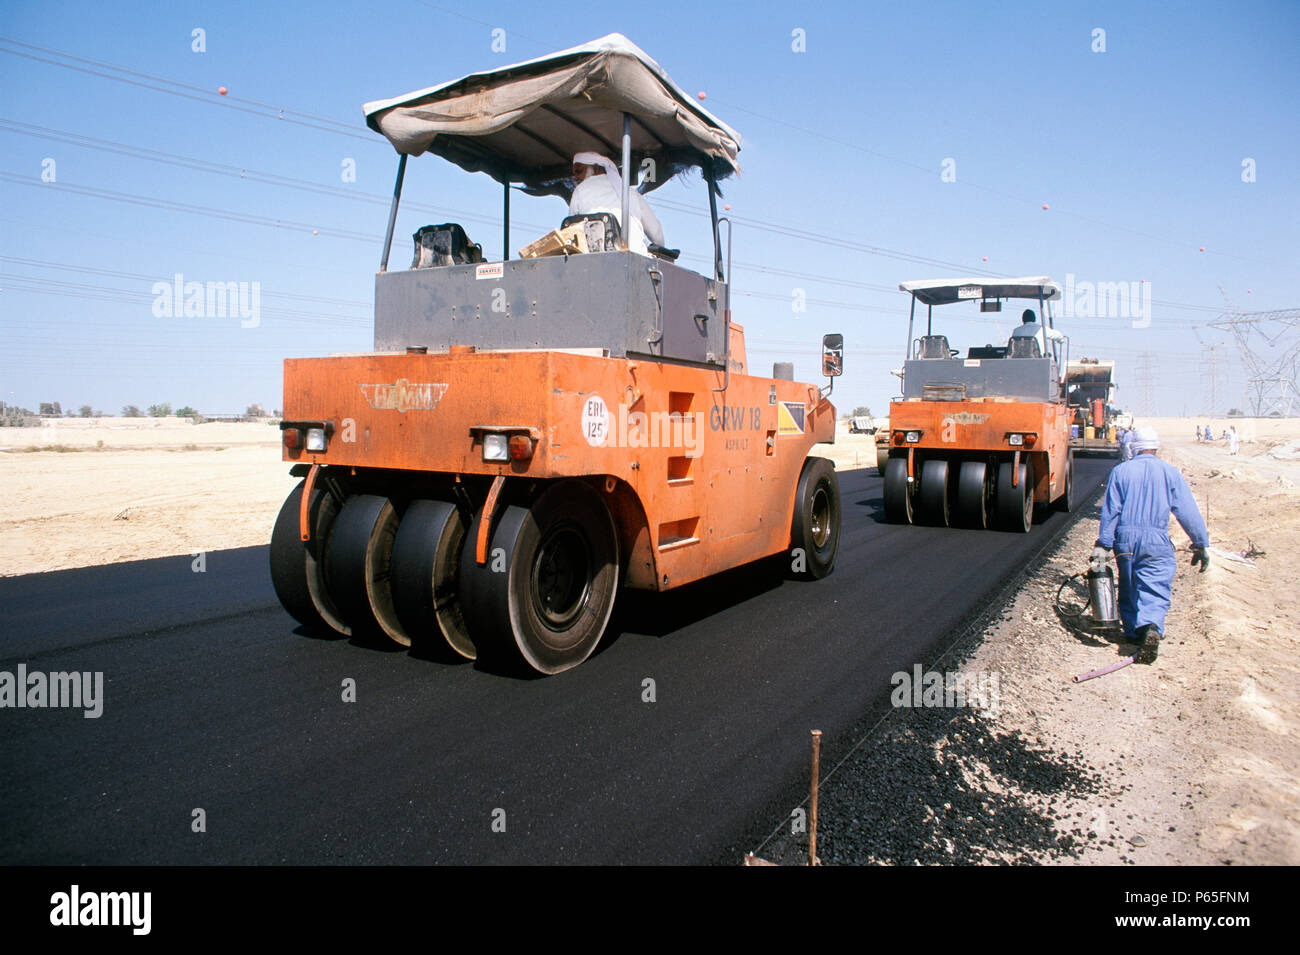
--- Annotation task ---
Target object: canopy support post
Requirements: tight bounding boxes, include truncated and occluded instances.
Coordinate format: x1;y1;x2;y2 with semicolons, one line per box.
907;295;916;360
379;153;407;273
705;162;723;282
620;113;632;251
927;303;932;337
503;179;510;261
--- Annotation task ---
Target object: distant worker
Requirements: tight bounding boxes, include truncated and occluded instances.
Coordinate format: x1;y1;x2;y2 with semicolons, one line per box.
1009;308;1065;357
1119;426;1135;461
1091;426;1209;664
568;151;664;256
1228;425;1240;455
1194;425;1202;442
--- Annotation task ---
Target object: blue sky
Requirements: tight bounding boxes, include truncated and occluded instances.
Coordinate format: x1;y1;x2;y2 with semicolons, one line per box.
1;0;1297;417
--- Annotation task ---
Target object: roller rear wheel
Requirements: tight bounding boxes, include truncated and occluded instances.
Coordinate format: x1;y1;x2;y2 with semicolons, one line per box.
460;481;618;675
883;456;914;525
918;459;951;527
391;499;475;659
1055;452;1075;512
269;480;350;635
956;461;990;529
996;460;1033;533
324;495;409;646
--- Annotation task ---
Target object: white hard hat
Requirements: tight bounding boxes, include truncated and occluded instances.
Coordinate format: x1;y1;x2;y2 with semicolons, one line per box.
1131;426;1160;451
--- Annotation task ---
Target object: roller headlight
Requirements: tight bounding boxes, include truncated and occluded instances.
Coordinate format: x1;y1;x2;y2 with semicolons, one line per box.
483;433;509;462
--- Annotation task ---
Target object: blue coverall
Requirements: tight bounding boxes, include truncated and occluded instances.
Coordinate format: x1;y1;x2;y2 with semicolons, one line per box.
1097;455;1209;639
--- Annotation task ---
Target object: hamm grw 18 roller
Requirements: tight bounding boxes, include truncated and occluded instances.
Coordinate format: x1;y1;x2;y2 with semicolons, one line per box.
269;35;843;674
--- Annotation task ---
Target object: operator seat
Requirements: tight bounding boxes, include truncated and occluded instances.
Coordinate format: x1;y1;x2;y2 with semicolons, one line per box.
560;213;680;261
562;213;622;252
411;223;483;268
1008;336;1042;359
917;334;954;359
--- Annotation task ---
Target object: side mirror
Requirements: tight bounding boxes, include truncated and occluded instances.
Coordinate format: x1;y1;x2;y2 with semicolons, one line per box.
822;333;843;378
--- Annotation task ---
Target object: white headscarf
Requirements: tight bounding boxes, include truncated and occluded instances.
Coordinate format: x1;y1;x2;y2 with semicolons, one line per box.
1131;426;1160;452
573;151;622;185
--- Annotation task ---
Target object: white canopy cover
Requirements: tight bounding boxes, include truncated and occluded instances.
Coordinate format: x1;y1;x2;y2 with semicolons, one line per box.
363;34;741;197
899;277;1062;306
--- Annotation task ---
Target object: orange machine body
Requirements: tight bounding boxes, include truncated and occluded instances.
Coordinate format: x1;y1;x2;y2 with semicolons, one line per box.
886;396;1070;504
282;330;834;592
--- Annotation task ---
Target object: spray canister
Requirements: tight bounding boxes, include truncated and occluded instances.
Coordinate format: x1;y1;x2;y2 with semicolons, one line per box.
1086;564;1119;628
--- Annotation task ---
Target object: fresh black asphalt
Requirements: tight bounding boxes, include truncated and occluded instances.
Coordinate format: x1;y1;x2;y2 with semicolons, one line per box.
0;459;1111;864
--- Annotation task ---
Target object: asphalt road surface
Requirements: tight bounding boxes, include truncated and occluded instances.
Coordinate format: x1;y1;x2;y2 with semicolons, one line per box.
1;458;1111;864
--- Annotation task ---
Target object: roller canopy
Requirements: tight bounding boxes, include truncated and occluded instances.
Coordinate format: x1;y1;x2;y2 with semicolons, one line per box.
899;277;1062;306
363;33;741;198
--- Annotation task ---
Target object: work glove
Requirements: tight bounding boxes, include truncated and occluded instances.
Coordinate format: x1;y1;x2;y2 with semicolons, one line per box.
1090;545;1108;570
1190;546;1209;573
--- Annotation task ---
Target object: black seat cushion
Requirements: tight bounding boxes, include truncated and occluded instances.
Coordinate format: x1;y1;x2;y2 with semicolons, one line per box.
412;223;483;268
561;213;621;252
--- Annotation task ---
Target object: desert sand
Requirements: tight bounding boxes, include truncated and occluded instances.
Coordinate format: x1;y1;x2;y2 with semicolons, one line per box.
0;418;295;576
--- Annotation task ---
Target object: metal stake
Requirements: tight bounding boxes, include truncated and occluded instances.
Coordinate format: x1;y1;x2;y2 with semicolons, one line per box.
809;729;822;866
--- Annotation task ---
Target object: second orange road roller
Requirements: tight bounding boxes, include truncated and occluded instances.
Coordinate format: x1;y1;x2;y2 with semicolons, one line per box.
882;277;1074;531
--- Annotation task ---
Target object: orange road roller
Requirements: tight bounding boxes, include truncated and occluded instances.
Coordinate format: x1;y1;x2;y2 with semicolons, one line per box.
882;277;1074;531
269;35;843;674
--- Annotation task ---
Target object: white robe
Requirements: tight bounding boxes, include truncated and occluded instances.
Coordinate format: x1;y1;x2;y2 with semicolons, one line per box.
568;174;664;255
1009;321;1065;356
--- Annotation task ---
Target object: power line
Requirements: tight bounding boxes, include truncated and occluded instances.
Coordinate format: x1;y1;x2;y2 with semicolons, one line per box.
0;36;375;142
0;119;1252;324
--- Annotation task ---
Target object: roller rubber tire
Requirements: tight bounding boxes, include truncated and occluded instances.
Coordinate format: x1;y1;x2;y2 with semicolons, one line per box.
459;481;618;675
1055;452;1075;512
996;460;1033;533
956;460;989;530
269;480;350;636
918;458;951;527
391;499;475;660
324;494;410;646
883;456;913;525
790;457;841;579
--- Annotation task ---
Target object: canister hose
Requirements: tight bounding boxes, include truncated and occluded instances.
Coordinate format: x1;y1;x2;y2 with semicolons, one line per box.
1055;572;1088;619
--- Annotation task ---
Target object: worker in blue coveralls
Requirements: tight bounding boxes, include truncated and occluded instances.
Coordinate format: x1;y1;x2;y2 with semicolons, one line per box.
1119;426;1135;461
1091;426;1209;664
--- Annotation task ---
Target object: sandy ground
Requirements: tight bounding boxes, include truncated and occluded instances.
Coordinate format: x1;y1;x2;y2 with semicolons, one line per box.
962;434;1298;864
756;421;1300;865
0;419;295;576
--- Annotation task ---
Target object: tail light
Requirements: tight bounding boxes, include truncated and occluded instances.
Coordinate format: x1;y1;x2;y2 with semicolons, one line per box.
283;428;301;450
508;435;534;461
